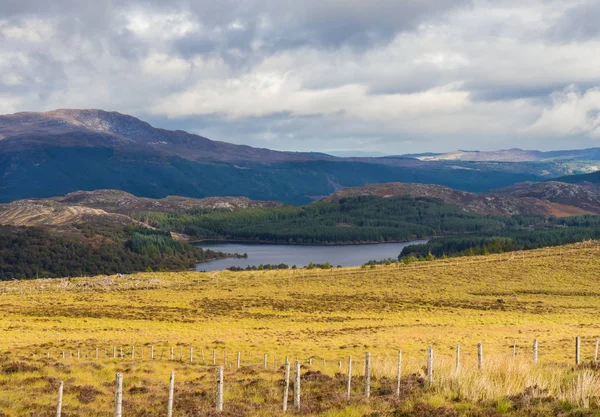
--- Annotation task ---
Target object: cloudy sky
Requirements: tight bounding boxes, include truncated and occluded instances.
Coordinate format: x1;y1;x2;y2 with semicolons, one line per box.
1;0;600;155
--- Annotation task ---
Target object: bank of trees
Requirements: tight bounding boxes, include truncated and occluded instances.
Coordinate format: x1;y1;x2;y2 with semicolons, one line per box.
137;196;509;244
0;224;228;280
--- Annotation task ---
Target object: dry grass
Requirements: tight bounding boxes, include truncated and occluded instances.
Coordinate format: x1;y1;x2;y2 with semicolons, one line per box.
2;242;600;415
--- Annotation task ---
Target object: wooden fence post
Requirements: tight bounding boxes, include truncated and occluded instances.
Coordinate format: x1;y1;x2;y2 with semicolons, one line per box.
151;345;154;360
456;344;461;372
201;348;205;363
264;353;268;369
346;356;352;400
294;360;301;410
56;381;64;417
213;349;216;366
427;346;433;386
237;351;241;369
595;339;599;363
167;371;175;417
396;350;402;397
77;349;80;360
95;348;99;360
576;336;581;365
132;346;135;360
364;352;371;398
114;373;123;417
513;339;517;359
179;346;182;361
216;366;224;412
190;346;193;363
477;343;483;370
283;361;291;412
533;339;538;367
170;346;174;361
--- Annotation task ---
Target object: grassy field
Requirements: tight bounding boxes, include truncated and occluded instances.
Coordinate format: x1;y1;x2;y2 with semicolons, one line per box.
2;242;600;416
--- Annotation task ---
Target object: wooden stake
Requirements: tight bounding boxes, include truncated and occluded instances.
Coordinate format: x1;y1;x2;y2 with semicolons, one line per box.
190;346;193;363
237;351;241;369
151;345;154;360
170;346;174;361
294;360;301;410
114;373;123;417
283;361;291;412
216;366;224;412
456;344;461;372
533;339;538;367
576;336;581;365
346;356;352;400
264;353;268;369
396;350;402;397
427;346;433;386
132;346;135;360
595;339;599;363
56;381;64;417
364;352;371;398
513;339;517;359
477;343;483;370
213;349;216;366
167;371;175;417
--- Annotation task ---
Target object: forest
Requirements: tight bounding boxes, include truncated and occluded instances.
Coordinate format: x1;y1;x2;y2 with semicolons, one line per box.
399;215;600;259
0;224;228;280
135;196;513;244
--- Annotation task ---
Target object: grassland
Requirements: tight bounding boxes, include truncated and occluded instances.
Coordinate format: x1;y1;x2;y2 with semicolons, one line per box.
2;242;600;416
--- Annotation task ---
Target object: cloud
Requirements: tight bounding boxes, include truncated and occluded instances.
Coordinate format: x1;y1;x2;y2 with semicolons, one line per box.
527;85;600;138
1;0;600;154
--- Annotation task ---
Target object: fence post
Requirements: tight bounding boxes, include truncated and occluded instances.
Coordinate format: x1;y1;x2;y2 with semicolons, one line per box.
151;345;154;360
264;353;268;369
132;346;135;360
201;348;205;363
216;366;224;412
595;339;599;363
346;356;352;400
533;339;538;367
364;352;371;398
167;371;175;417
294;360;301;410
427;346;433;386
56;381;64;417
456;344;461;372
213;349;216;366
576;336;581;365
513;339;516;359
477;343;483;370
120;347;123;359
283;361;291;412
77;349;80;360
170;346;174;361
396;350;402;397
237;351;241;369
95;348;99;360
114;373;123;417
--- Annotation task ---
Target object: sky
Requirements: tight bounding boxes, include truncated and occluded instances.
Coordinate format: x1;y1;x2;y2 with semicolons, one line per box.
1;0;600;155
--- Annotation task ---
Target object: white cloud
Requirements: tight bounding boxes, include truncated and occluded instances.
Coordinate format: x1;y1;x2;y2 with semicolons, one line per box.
527;85;600;138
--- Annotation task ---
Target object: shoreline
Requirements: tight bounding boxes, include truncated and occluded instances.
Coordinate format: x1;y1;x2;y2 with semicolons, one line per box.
190;238;431;247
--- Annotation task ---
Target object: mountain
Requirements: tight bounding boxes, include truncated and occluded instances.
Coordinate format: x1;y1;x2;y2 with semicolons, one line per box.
400;148;600;163
0;109;586;205
321;181;600;217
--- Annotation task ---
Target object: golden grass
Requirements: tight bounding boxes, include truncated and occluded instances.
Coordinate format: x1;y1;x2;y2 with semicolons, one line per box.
2;242;600;415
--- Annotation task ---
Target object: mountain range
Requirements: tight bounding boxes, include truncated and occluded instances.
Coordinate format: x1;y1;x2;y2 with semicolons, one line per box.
2;109;598;205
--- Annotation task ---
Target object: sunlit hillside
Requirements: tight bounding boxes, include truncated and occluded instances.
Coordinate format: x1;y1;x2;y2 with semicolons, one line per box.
2;242;600;416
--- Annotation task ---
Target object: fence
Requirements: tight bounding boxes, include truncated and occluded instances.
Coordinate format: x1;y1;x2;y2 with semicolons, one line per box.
44;336;600;416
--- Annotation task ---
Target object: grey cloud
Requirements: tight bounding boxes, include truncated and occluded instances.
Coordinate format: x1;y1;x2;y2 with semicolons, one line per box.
549;1;600;42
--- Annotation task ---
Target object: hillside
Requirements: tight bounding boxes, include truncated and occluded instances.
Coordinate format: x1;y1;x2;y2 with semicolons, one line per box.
0;109;579;204
402;147;600;163
321;181;599;217
2;243;600;416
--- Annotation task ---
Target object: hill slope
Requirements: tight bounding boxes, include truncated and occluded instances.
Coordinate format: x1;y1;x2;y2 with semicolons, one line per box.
321;181;600;217
0;109;574;204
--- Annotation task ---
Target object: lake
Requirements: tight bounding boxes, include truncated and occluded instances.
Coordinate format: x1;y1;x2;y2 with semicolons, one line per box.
195;240;429;271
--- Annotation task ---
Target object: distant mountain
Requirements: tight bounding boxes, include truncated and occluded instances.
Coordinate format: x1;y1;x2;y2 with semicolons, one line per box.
399;148;600;163
0;109;587;205
322;181;600;217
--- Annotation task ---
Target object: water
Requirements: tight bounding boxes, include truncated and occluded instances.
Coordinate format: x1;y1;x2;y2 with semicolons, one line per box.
195;240;429;271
